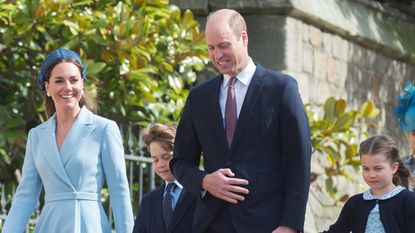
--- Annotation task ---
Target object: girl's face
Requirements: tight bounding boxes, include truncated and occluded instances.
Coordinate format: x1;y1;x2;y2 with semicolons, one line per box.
406;131;415;155
361;153;399;196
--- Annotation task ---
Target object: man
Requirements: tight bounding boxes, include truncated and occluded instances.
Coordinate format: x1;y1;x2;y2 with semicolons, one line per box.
133;123;196;233
170;9;311;233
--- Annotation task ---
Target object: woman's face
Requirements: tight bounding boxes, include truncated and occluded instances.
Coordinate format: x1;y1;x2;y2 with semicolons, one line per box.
406;131;415;155
45;62;84;113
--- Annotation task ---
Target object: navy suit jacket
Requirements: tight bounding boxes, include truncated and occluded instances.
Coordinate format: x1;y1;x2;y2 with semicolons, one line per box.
171;65;312;233
132;183;196;233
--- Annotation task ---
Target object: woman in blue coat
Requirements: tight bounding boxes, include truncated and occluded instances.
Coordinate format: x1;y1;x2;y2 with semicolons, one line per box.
2;48;134;233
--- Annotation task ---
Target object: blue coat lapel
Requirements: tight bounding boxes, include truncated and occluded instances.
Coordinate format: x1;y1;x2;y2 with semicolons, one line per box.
59;107;96;166
37;107;97;189
38;114;73;189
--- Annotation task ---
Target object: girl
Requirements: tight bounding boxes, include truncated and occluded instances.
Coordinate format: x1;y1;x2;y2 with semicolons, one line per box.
322;135;415;233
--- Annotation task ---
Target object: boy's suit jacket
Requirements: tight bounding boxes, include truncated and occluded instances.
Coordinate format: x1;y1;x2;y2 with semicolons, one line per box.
132;183;196;233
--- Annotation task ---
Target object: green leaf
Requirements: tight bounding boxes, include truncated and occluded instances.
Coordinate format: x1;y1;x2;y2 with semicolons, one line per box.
334;112;355;131
323;97;336;122
334;99;346;116
86;62;106;76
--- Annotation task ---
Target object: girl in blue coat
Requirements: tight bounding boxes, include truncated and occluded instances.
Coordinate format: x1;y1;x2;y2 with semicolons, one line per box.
322;135;415;233
2;48;134;233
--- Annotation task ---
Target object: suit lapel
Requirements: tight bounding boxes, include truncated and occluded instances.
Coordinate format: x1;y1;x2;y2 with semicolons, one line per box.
155;184;166;232
229;65;265;155
169;189;194;232
38;115;74;188
210;76;229;155
59;106;96;166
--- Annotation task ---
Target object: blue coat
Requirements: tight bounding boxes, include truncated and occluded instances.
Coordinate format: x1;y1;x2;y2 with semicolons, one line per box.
2;107;133;233
171;65;312;233
132;183;196;233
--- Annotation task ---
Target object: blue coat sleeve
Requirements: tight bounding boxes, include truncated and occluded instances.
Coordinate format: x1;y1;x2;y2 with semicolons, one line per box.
2;130;42;233
101;121;134;233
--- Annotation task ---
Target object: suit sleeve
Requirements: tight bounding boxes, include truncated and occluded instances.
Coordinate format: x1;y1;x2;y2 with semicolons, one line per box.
101;121;134;233
132;196;149;233
279;78;312;231
2;130;42;233
170;90;205;197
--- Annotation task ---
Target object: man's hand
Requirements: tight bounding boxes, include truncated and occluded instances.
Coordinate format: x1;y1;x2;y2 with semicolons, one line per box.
272;226;297;233
202;168;249;204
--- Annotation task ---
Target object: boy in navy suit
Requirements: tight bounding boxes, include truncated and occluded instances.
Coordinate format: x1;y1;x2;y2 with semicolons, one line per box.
133;123;196;233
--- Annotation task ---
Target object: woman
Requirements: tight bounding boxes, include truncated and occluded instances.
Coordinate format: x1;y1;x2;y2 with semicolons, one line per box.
396;81;415;175
2;48;133;233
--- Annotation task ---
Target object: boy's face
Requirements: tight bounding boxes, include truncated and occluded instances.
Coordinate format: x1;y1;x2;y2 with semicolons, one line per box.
149;142;175;182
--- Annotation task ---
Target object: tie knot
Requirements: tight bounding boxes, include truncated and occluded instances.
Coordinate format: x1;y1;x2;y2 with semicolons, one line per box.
166;182;176;193
228;77;237;87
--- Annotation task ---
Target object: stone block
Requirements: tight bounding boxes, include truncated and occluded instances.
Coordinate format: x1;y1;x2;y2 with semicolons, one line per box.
302;22;309;43
323;32;332;54
348;43;363;67
309;26;322;48
363;49;376;69
333;59;347;87
285;17;304;72
313;51;327;80
326;57;335;83
208;0;293;13
373;54;388;74
332;35;348;61
303;43;314;74
170;0;209;14
245;15;288;71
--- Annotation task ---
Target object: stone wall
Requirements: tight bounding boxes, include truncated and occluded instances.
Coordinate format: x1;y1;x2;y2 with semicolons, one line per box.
171;0;415;231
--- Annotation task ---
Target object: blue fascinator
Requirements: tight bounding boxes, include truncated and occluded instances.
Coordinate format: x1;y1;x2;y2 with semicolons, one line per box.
37;48;87;90
396;81;415;132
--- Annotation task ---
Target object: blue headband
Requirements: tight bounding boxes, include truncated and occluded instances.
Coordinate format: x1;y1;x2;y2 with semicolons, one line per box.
37;48;87;90
395;81;415;132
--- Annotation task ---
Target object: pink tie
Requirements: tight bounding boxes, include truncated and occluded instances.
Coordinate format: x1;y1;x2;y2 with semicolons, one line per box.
225;77;237;148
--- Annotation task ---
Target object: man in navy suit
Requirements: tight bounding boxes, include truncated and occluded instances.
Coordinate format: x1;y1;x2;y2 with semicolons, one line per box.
170;9;312;233
133;123;196;233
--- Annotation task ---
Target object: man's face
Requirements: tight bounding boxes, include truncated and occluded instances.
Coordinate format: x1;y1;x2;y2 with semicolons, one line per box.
205;20;248;77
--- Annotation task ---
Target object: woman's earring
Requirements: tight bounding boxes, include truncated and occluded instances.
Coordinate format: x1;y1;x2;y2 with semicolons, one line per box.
47;92;51;97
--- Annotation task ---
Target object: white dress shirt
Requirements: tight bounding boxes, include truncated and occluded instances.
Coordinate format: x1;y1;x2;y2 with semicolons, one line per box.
219;59;256;127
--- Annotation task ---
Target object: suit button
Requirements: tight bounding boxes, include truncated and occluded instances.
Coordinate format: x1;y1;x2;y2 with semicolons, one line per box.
226;161;232;166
